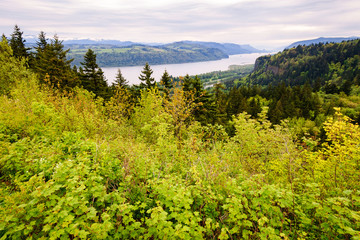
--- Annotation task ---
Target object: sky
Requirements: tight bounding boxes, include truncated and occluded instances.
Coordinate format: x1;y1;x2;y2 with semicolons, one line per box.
0;0;359;49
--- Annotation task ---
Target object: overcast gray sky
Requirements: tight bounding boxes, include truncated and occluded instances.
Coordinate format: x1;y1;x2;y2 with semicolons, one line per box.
0;0;359;49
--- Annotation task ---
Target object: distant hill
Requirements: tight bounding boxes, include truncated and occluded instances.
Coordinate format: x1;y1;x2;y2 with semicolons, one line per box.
286;37;359;49
65;41;264;67
25;37;264;67
68;43;228;67
179;41;265;55
59;39;265;54
63;39;137;46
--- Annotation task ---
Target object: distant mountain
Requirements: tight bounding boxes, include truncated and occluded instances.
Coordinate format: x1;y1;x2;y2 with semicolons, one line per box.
24;38;139;47
62;39;137;47
286;37;359;49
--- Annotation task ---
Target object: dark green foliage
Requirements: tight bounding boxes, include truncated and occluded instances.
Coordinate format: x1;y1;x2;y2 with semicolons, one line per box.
32;33;79;90
182;74;192;92
9;25;30;61
80;49;109;99
181;75;217;125
159;70;173;98
247;39;360;94
213;83;228;125
138;62;155;89
35;31;47;51
192;76;217;124
113;68;128;88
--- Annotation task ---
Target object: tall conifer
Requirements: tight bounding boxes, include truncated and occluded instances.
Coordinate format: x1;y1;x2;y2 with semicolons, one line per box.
80;49;109;98
9;25;30;60
160;70;172;98
33;33;78;89
114;69;128;88
138;62;155;89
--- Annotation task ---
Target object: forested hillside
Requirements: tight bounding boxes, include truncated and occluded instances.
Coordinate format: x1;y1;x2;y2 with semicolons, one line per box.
247;39;360;93
68;43;228;67
64;40;264;67
1;27;360;239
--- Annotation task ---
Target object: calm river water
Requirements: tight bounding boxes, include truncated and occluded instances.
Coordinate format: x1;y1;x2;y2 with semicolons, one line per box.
102;53;269;85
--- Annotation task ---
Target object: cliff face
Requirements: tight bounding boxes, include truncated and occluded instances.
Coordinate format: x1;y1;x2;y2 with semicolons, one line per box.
254;54;271;71
253;53;288;77
266;65;281;75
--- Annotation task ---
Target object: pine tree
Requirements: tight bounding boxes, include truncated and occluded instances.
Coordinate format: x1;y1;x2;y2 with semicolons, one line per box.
36;31;48;52
160;70;172;98
191;76;216;125
9;25;30;60
213;83;227;125
80;49;109;98
269;99;284;124
138;62;155;89
33;33;78;89
182;74;192;92
226;87;247;117
247;98;262;118
1;34;7;42
114;69;128;88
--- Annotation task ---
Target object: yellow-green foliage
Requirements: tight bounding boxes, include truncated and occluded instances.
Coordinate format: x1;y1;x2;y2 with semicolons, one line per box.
224;108;300;184
106;86;134;121
0;42;360;239
304;108;360;190
0;38;31;96
132;88;173;145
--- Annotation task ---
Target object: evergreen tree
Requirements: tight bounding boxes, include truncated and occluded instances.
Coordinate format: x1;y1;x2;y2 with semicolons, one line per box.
36;31;48;52
9;25;30;60
226;87;247;117
80;49;109;98
269;99;284;124
192;76;203;97
160;70;172;97
114;69;128;88
33;33;78;89
191;76;216;125
213;83;227;125
138;62;155;89
182;74;192;92
247;98;262;118
1;34;7;42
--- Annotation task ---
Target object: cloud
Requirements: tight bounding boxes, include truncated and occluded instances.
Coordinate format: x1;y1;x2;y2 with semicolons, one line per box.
1;0;359;49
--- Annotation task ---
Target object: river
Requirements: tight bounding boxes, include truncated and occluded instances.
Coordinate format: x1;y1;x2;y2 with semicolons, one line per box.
102;53;269;85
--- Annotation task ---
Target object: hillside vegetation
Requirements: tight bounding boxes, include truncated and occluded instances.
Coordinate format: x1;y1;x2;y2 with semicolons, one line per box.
1;29;360;239
68;43;227;67
66;41;264;67
247;39;360;93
